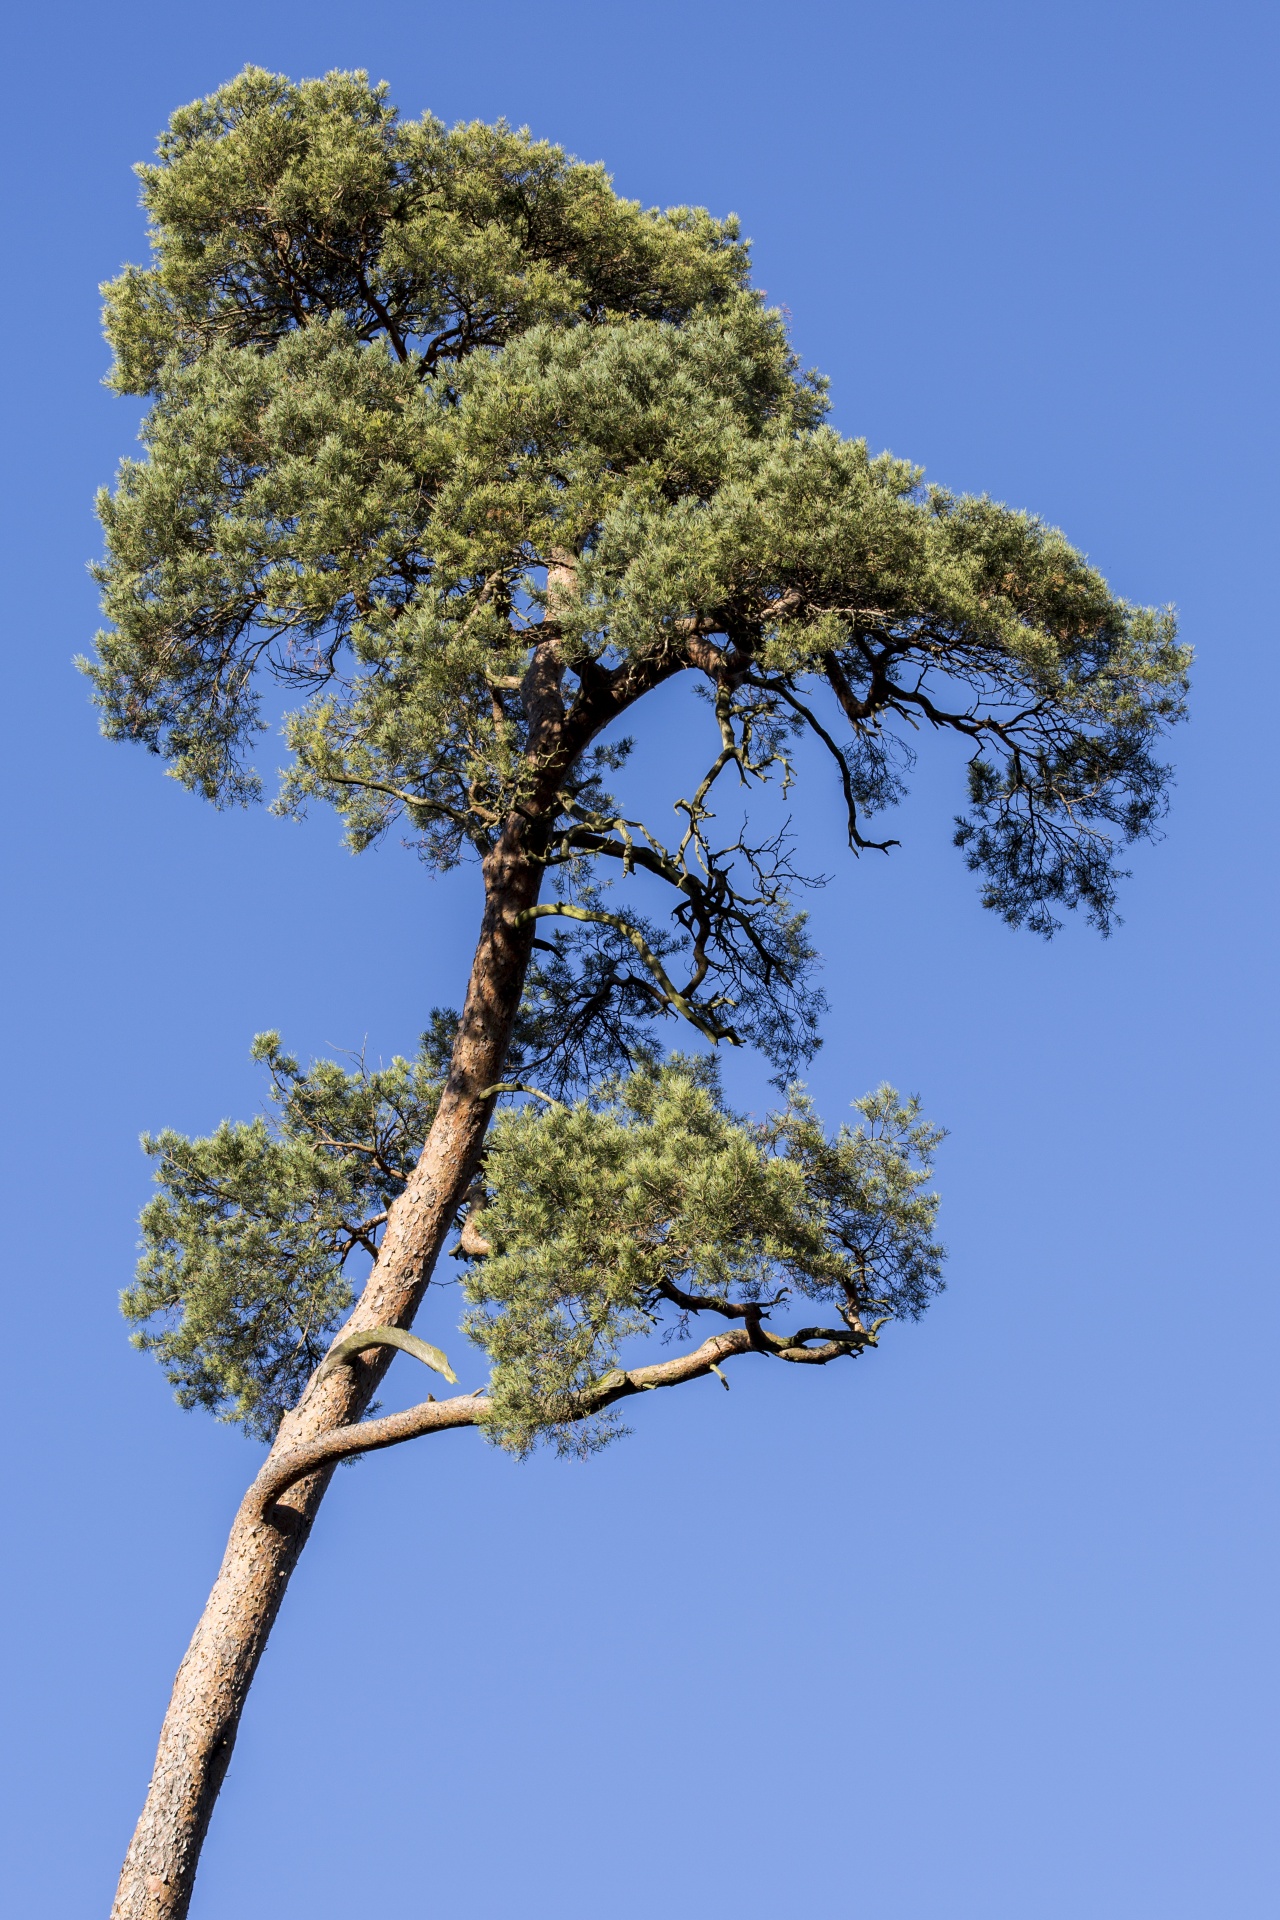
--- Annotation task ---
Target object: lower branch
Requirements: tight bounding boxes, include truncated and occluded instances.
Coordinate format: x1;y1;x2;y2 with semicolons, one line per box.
252;1322;868;1514
250;1388;487;1513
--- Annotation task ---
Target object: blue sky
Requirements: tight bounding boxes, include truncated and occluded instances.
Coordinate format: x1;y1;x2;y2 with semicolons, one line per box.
2;2;1277;1915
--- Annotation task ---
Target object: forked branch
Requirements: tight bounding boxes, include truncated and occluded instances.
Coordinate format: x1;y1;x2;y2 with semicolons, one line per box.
514;903;743;1045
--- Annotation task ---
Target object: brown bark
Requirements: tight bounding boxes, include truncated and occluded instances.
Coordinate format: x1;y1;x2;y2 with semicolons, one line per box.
109;624;688;1918
110;824;544;1920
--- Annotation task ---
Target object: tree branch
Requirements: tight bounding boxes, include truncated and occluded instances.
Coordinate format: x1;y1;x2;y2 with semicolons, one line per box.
514;903;743;1046
476;1082;564;1106
250;1319;871;1518
743;673;898;853
314;1324;457;1386
655;1276;789;1322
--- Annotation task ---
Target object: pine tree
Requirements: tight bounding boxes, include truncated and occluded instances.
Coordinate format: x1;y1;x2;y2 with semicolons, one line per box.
90;69;1189;1919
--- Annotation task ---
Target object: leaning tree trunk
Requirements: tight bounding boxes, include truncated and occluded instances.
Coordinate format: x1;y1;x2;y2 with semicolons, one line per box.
110;832;543;1920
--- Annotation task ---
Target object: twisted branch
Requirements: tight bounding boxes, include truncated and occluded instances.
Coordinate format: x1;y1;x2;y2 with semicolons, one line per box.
250;1321;868;1517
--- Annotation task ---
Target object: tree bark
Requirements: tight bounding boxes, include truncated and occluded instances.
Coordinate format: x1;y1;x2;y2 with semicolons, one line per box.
109;827;543;1920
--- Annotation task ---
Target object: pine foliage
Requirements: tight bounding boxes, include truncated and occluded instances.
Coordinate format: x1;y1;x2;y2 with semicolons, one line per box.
126;1032;446;1437
91;71;1189;1446
465;1061;944;1454
128;1040;941;1450
88;68;1188;945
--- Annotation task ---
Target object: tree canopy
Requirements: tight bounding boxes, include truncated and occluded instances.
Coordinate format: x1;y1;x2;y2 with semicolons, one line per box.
90;65;1189;1451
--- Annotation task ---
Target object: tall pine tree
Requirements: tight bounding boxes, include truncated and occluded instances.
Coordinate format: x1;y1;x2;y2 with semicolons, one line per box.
90;70;1188;1918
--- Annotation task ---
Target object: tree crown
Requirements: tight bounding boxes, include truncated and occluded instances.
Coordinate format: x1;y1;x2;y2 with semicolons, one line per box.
90;68;1186;950
93;72;1188;1445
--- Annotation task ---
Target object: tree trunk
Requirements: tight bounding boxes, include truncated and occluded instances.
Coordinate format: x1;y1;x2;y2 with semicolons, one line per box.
110;831;543;1920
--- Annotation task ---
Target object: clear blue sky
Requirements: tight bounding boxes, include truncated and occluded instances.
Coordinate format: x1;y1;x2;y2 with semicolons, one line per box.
3;3;1277;1915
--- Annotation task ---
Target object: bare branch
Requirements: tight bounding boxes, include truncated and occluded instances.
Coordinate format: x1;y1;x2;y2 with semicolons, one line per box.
655;1276;789;1322
251;1311;878;1517
314;1325;457;1386
514;902;743;1046
476;1083;564;1106
252;1315;873;1515
744;673;898;853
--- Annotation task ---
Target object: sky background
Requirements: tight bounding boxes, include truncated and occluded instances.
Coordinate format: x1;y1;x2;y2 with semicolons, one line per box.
2;2;1277;1915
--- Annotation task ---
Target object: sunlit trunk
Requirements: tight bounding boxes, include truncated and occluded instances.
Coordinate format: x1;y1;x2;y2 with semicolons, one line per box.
110;830;542;1920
